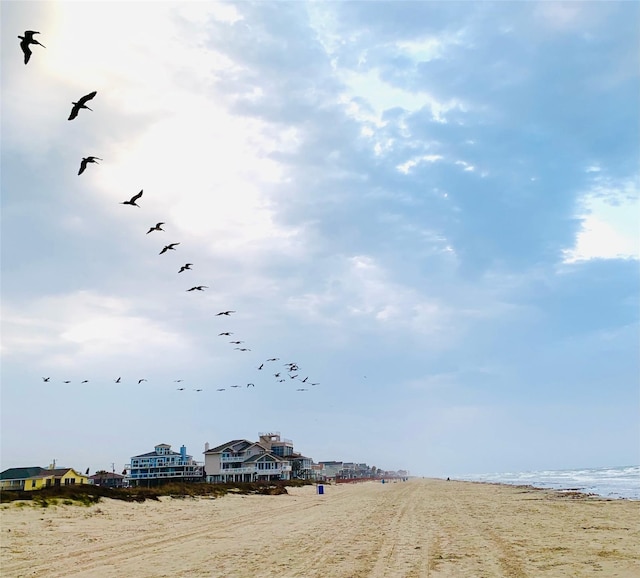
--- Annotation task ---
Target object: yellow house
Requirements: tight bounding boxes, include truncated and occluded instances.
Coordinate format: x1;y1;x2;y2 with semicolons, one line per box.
0;467;89;491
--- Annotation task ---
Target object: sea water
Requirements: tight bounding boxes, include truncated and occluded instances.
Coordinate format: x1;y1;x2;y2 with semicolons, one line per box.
458;465;640;500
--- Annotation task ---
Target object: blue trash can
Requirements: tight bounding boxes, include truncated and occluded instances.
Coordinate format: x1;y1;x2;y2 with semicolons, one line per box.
317;484;324;495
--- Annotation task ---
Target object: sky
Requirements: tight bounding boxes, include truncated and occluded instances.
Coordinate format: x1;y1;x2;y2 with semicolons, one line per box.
1;1;638;478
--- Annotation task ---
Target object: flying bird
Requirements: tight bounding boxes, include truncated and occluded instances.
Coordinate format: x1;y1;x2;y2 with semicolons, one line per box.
121;190;143;207
78;156;102;175
194;389;203;392
42;377;50;382
274;373;281;378
174;379;183;382
18;31;45;65
230;385;241;388
218;332;233;336
296;388;308;392
267;358;279;362
178;263;193;273
187;286;208;292
177;387;185;391
258;364;264;370
235;348;251;351
216;388;226;391
159;243;180;255
138;379;147;384
146;222;165;234
63;380;71;383
229;340;243;344
68;90;97;120
216;311;236;316
81;380;89;383
115;377;121;383
246;383;255;388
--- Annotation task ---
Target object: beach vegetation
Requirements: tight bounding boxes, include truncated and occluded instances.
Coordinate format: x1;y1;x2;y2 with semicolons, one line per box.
0;479;313;506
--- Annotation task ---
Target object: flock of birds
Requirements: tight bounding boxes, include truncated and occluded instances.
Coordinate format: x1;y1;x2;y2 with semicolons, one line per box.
20;30;320;395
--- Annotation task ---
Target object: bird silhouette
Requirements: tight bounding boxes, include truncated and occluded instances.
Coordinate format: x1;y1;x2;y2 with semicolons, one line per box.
159;243;180;255
216;311;236;316
146;222;165;234
218;332;233;336
68;91;97;120
115;377;121;383
178;263;193;273
121;190;143;207
296;388;308;392
230;385;241;388
138;379;147;384
174;379;183;382
194;388;203;392
216;388;226;391
18;31;45;65
267;358;279;362
81;380;89;383
63;380;71;383
177;387;185;391
230;340;243;344
187;286;208;291
78;156;102;175
258;363;264;370
235;348;251;351
42;377;50;382
246;383;255;388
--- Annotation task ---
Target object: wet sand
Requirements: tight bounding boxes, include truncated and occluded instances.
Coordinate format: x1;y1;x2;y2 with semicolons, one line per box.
1;478;639;577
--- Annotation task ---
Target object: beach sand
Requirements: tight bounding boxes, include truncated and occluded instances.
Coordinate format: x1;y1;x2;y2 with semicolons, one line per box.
1;478;638;577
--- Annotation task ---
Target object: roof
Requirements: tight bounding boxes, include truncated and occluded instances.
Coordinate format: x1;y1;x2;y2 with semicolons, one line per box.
89;472;125;480
38;468;86;478
0;467;45;480
131;449;182;458
204;439;252;454
243;453;288;463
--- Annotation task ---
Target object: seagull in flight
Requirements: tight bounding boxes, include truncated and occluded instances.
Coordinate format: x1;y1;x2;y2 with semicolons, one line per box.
138;379;147;384
174;379;183;382
159;243;180;255
230;340;244;344
115;377;121;383
216;311;236;316
187;286;208;292
81;380;89;383
296;388;308;392
42;377;50;382
178;263;193;273
68;90;97;120
246;383;255;388
78;156;102;175
216;388;226;391
235;348;251;351
121;190;143;207
267;358;279;362
230;385;241;388
63;380;71;383
18;31;45;65
194;388;203;392
218;332;233;336
146;222;165;234
177;387;185;391
258;363;264;370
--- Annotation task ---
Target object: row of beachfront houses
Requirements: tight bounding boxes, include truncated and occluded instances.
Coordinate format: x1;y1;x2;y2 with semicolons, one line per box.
1;432;408;491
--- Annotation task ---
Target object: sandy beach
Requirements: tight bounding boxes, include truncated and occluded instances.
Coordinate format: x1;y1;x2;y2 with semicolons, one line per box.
1;478;638;577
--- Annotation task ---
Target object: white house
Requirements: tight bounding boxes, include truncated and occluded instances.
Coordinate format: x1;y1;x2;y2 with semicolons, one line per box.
204;435;293;483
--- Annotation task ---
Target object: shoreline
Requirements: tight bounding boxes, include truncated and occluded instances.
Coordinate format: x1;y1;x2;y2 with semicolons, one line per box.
2;478;639;577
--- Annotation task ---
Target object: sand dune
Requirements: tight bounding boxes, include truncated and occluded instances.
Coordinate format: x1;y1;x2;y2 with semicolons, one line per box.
1;478;639;577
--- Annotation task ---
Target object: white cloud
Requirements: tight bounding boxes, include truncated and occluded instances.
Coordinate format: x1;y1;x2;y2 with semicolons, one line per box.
563;176;639;263
2;291;191;369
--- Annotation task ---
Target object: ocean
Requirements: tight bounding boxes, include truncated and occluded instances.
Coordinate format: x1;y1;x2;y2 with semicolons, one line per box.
457;465;640;500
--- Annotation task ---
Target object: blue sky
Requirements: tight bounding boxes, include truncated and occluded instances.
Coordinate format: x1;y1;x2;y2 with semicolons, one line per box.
1;1;638;477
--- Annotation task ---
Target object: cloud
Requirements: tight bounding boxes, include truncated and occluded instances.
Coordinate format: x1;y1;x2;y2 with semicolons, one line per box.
563;174;639;263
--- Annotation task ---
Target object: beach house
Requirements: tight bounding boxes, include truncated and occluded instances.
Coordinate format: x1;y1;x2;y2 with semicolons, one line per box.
203;432;296;482
0;467;89;491
126;443;203;486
